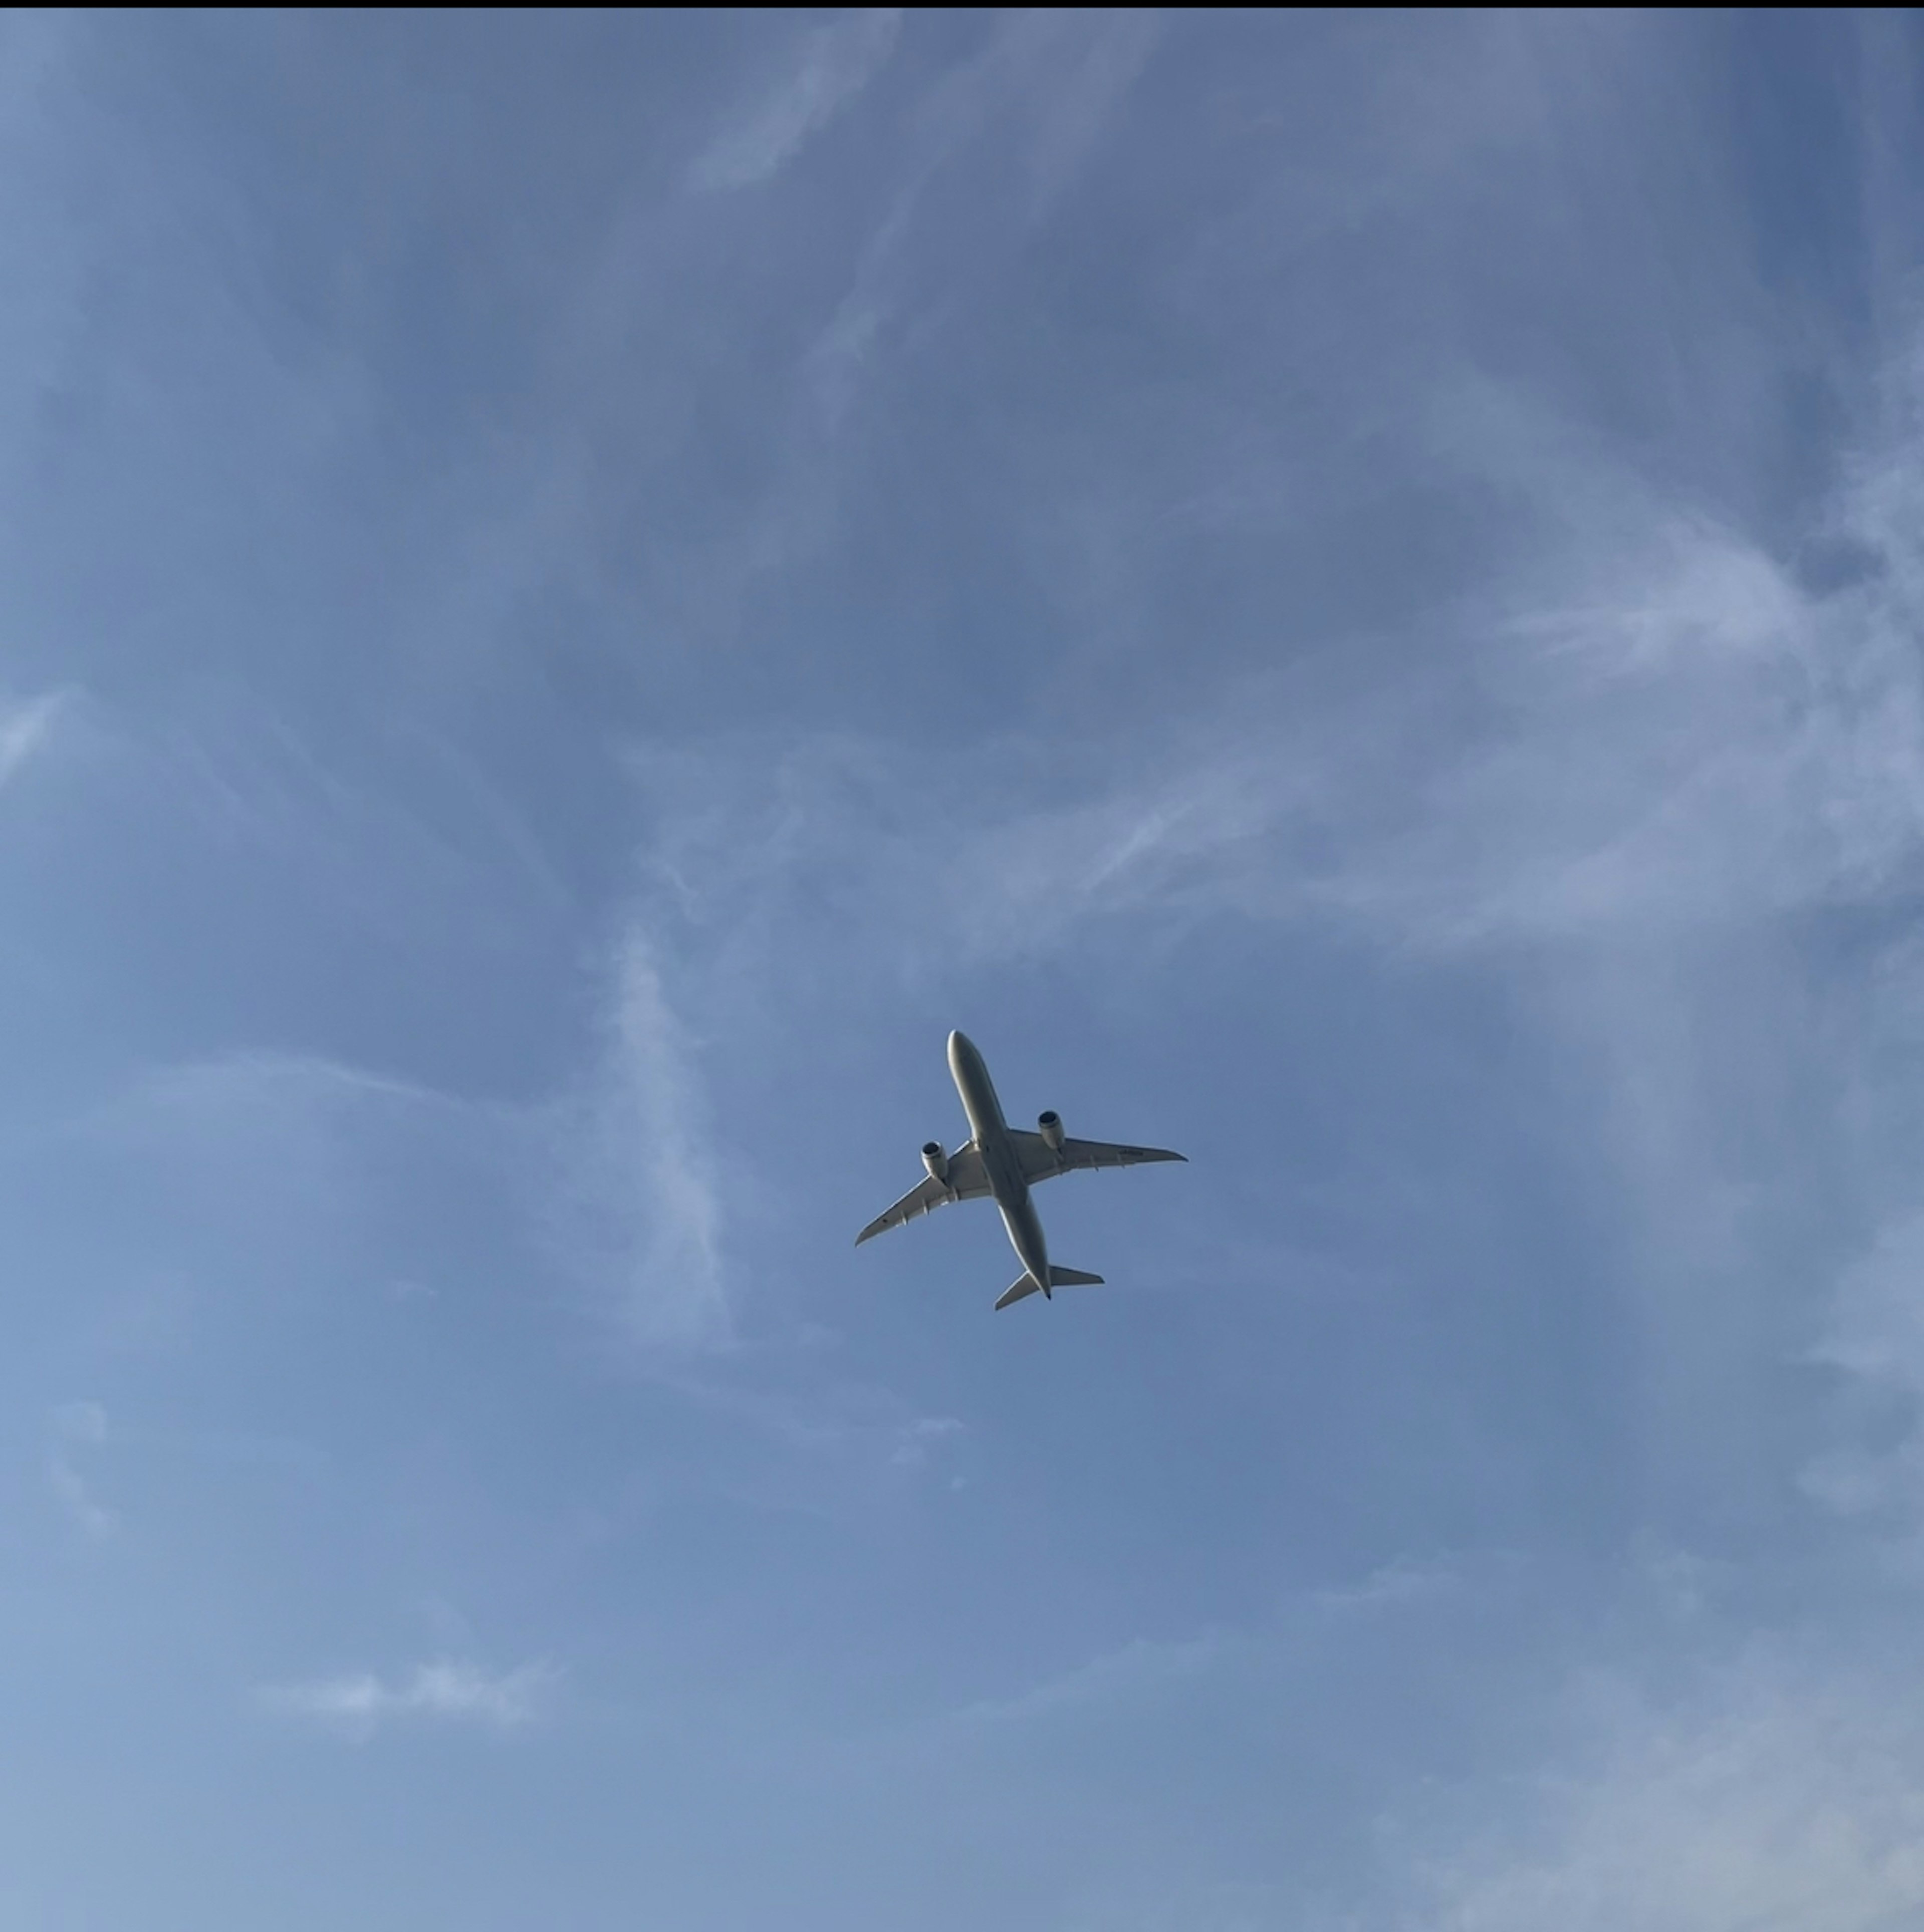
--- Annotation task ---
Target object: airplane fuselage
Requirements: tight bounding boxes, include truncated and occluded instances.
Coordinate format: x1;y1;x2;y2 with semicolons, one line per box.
947;1030;1054;1295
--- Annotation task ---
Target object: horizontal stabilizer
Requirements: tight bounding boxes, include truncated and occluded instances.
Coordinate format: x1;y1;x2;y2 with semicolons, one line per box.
995;1265;1107;1310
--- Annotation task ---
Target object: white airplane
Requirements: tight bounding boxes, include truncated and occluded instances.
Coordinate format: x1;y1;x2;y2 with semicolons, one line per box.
856;1030;1186;1309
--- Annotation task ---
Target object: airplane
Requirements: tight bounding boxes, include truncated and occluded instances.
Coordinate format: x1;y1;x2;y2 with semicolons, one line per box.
856;1030;1186;1310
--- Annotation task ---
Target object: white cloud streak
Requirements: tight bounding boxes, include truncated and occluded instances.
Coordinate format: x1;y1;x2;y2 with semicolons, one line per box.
621;318;1924;985
51;1399;107;1444
800;11;1161;431
1408;1662;1924;1932
1805;1212;1924;1533
47;1399;113;1538
68;1049;499;1241
889;1413;963;1470
617;462;1924;996
259;1658;557;1741
0;688;67;787
102;1050;442;1122
47;1456;113;1539
547;933;728;1347
72;1011;729;1354
692;10;901;192
1312;1555;1465;1615
958;1630;1228;1730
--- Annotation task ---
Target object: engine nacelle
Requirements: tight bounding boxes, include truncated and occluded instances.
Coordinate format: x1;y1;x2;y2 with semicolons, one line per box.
1038;1110;1064;1151
921;1140;949;1183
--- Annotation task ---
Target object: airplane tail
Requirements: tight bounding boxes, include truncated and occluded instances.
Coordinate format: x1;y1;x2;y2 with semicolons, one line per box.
994;1265;1106;1311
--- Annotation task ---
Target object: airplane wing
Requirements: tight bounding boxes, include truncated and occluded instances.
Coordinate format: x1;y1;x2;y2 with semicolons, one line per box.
1010;1129;1187;1184
855;1144;991;1245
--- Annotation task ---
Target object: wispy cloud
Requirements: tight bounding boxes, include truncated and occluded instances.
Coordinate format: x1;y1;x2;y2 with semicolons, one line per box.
545;933;727;1347
1804;1212;1924;1532
1016;9;1161;220
47;1400;113;1539
73;1013;728;1355
889;1413;963;1471
72;1048;487;1216
258;1658;558;1742
51;1399;106;1444
609;512;1865;992
1407;1659;1924;1932
799;11;1163;433
692;10;901;192
47;1459;113;1539
958;1630;1228;1730
98;1050;443;1124
54;1047;538;1343
956;1561;1481;1738
622;317;1924;981
1312;1555;1465;1615
0;688;68;787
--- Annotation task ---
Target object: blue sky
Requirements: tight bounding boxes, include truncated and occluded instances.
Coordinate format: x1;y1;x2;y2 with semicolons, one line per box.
7;9;1924;1926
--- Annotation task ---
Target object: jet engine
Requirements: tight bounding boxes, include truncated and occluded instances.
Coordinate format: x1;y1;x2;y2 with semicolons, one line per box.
921;1141;949;1182
1038;1110;1065;1151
